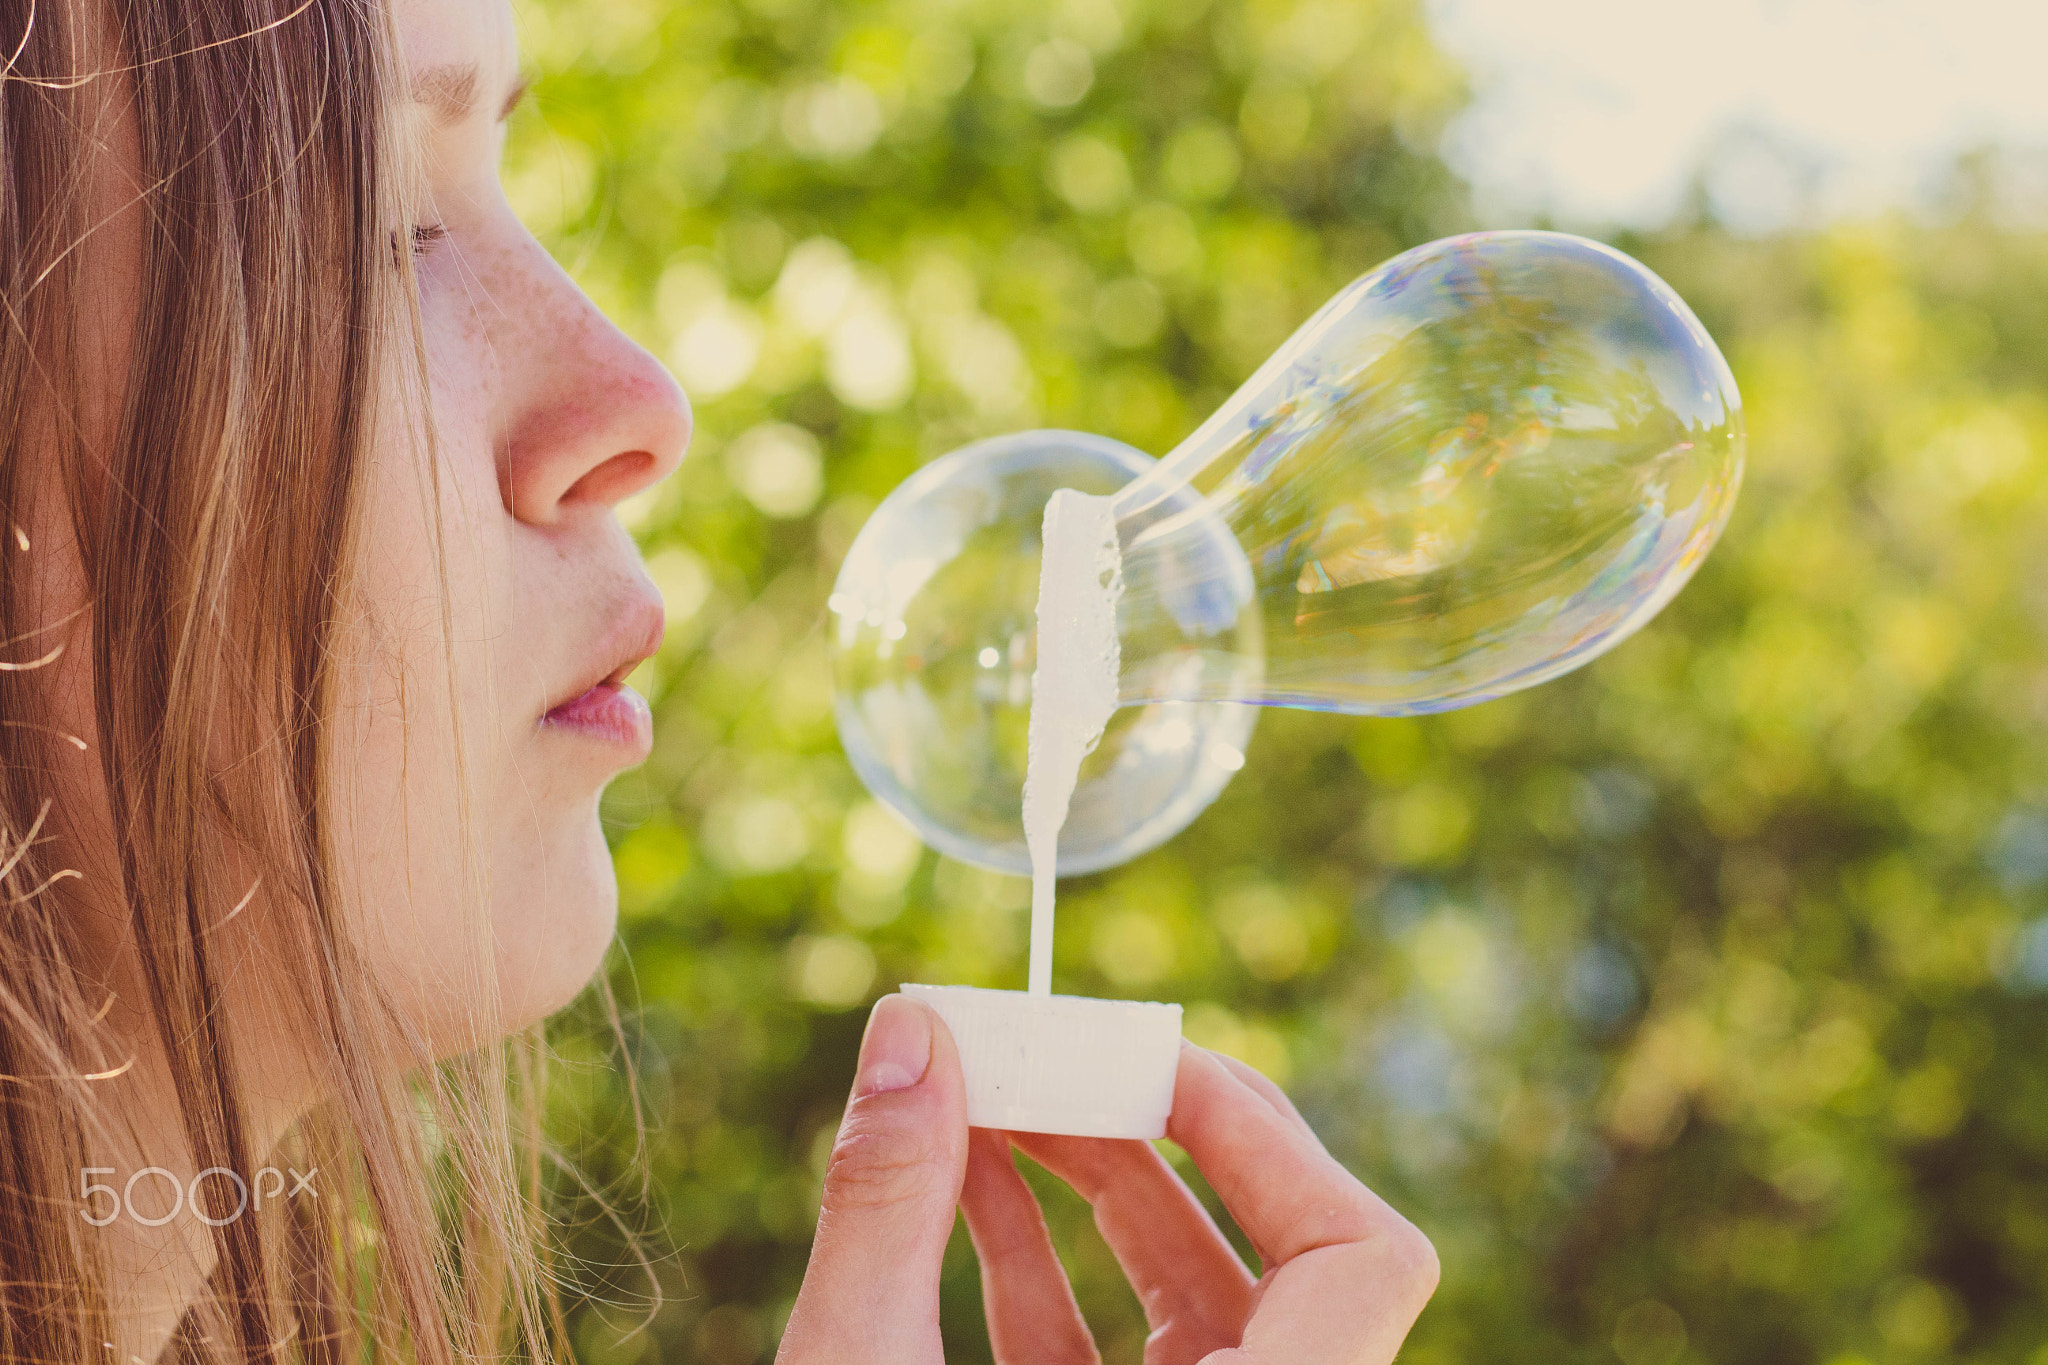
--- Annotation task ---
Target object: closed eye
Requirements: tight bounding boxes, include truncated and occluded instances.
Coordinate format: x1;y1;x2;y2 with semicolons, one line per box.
411;223;449;257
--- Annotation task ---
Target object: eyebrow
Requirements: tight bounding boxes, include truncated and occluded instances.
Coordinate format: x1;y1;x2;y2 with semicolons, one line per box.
410;62;531;125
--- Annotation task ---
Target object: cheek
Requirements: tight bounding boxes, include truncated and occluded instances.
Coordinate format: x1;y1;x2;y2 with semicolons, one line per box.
329;293;617;1048
354;315;509;762
323;303;516;1033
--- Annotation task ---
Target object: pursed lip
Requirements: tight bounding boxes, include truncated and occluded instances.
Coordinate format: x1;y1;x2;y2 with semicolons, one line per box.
540;592;665;742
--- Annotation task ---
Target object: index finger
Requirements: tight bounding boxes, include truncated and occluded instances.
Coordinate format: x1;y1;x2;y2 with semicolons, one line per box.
1169;1047;1438;1363
1203;1045;1326;1155
1166;1044;1413;1273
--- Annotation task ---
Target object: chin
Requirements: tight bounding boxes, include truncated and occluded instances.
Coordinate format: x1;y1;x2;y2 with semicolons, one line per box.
494;815;620;1030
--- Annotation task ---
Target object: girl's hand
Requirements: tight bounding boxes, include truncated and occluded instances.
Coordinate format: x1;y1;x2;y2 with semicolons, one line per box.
962;1043;1439;1364
777;994;1437;1364
778;994;969;1363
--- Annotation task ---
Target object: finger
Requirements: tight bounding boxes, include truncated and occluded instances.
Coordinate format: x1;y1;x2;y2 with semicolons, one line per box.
1230;1235;1439;1365
1166;1044;1393;1269
1200;1045;1326;1155
1010;1131;1253;1364
1168;1047;1438;1364
778;995;968;1364
960;1129;1098;1365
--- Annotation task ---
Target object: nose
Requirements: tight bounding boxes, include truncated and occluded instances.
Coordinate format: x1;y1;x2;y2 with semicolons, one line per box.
493;237;692;526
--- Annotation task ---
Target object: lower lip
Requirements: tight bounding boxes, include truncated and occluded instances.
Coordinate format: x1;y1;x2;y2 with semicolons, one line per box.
541;682;653;758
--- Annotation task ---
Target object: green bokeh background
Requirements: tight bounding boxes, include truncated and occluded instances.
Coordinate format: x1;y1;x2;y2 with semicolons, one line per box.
507;0;2048;1360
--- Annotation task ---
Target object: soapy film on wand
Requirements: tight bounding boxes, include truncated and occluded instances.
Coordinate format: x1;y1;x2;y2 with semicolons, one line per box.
1022;489;1123;996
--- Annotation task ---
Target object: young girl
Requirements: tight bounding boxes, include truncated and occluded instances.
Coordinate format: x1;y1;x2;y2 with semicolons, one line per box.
0;0;1436;1360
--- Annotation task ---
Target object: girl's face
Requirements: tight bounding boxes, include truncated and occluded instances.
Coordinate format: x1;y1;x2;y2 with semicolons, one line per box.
36;0;682;1126
334;0;690;1049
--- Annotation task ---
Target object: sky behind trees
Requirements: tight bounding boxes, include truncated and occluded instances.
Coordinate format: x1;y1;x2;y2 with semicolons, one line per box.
1431;0;2048;231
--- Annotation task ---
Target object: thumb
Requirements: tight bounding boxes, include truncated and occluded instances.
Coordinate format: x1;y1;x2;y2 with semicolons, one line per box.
778;993;968;1364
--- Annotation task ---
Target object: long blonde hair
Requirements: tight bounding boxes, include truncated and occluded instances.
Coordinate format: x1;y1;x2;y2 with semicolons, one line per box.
0;1;564;1359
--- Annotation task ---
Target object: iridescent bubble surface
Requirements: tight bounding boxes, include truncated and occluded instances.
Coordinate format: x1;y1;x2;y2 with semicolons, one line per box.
1112;228;1745;712
831;230;1744;873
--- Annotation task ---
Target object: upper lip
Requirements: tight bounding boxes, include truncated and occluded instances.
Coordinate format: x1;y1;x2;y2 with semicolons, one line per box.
544;590;665;718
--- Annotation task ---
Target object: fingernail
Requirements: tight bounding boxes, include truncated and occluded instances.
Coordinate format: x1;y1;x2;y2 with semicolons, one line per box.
854;994;932;1097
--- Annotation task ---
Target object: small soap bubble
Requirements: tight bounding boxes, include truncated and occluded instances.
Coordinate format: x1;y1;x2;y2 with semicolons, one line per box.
831;432;1256;875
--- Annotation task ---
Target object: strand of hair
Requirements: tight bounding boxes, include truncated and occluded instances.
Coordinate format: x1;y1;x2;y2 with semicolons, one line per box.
0;0;320;92
6;866;80;901
0;720;88;750
0;642;62;670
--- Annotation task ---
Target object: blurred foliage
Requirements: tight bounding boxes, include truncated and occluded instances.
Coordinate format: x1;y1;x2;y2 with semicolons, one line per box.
505;0;2048;1360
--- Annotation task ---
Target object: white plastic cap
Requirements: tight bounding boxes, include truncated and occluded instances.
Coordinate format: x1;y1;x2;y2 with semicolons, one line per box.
901;983;1183;1139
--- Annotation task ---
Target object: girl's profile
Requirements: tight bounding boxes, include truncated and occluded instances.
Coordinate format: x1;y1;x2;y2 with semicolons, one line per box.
0;1;1436;1360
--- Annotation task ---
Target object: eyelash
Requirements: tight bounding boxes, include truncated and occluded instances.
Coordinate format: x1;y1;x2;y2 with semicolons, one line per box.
411;223;449;257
